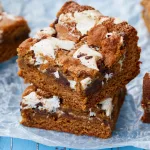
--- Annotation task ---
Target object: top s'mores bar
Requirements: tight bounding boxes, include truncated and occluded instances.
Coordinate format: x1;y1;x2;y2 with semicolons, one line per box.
17;1;140;111
0;12;30;62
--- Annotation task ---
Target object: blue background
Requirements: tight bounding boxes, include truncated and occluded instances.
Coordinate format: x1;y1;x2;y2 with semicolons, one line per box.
0;137;144;150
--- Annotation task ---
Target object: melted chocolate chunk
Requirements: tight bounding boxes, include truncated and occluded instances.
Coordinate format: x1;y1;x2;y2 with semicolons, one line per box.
85;79;102;96
53;18;58;25
120;45;124;50
36;102;43;107
85;56;93;60
33;109;59;120
57;73;70;86
46;69;70;87
106;34;112;38
77;53;87;58
21;103;28;108
97;60;108;75
97;103;102;109
103;120;110;126
46;68;56;75
34;108;47;114
59;98;63;104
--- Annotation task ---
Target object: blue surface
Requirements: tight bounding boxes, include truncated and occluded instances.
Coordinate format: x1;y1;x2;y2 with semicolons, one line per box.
0;137;144;150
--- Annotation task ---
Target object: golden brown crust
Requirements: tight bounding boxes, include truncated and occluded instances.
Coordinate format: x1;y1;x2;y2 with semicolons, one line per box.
56;1;94;17
17;38;37;57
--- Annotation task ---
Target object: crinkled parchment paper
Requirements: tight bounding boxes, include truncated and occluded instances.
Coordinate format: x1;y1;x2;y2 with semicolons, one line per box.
0;0;150;149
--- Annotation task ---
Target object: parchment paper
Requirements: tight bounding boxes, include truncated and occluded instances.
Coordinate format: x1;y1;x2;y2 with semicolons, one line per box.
0;0;150;149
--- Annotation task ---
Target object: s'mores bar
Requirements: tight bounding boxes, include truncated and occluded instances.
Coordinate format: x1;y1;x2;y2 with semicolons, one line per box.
141;73;150;123
141;0;150;32
20;85;126;139
17;1;140;111
0;12;30;62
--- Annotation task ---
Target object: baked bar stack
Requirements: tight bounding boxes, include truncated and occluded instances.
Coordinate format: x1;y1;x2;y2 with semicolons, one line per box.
0;12;30;62
141;73;150;123
18;1;141;138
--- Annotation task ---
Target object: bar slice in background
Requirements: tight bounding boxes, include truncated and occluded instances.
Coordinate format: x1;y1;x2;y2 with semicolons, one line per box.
0;12;30;62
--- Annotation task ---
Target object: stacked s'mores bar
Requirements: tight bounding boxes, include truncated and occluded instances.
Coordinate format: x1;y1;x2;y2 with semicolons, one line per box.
18;1;141;138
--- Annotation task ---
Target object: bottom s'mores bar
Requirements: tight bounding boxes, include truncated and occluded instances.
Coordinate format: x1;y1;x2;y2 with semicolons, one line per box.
20;85;126;139
141;73;150;123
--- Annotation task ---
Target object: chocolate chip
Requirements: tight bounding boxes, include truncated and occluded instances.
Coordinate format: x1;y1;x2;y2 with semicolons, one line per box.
120;45;124;50
57;73;70;86
36;102;43;107
46;68;56;75
59;98;63;104
106;33;112;38
21;103;28;108
97;60;108;75
103;120;109;126
54;18;58;25
85;56;93;60
97;103;102;109
77;53;87;58
85;79;102;96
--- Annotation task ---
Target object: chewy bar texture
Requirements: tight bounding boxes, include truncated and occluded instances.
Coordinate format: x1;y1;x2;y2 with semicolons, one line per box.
20;85;126;139
0;12;30;62
141;73;150;123
18;1;140;111
141;0;150;32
